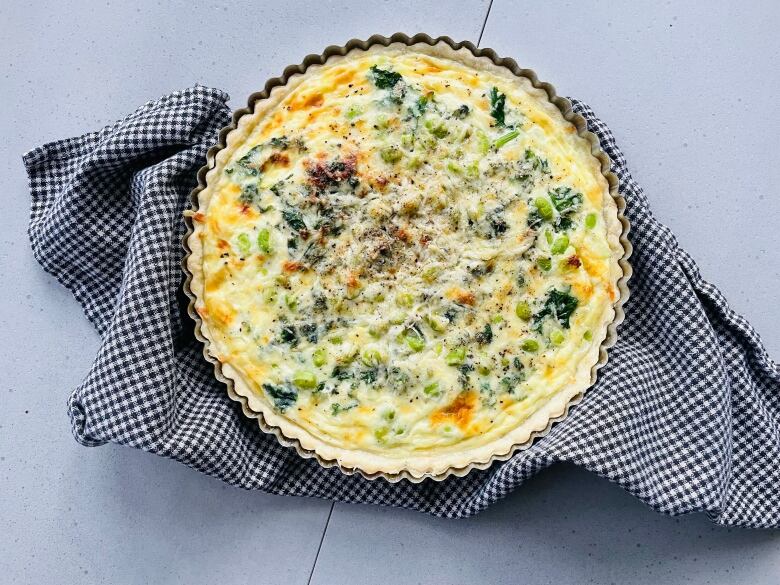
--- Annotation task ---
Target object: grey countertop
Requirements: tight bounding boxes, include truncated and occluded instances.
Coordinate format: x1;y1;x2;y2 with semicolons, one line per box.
1;1;778;583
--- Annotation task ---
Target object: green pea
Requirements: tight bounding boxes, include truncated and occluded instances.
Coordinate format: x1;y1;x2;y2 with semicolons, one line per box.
521;339;539;352
380;147;402;164
491;314;504;324
446;347;466;365
236;233;251;256
312;348;327;367
583;330;593;341
382;410;396;421
585;213;598;229
515;301;532;321
550;329;566;346
534;197;554;220
545;229;553;245
328;336;343;345
477;364;491;376
257;228;272;254
401;133;414;149
551;234;570;255
292;370;317;389
537;257;552;271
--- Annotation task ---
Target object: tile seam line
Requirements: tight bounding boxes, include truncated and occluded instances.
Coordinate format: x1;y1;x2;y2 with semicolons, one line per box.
477;0;494;47
306;501;335;585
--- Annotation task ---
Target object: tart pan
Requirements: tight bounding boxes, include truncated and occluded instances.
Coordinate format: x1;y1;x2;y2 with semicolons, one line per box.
182;33;633;482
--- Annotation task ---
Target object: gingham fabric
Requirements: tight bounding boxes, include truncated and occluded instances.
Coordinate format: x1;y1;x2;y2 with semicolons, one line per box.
24;86;780;527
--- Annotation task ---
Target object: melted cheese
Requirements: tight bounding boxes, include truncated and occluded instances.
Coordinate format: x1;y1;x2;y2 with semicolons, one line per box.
198;51;617;459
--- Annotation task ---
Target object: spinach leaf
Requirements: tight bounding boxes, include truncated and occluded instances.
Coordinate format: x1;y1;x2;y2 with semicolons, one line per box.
238;183;259;205
534;289;579;330
282;208;307;232
369;65;402;89
300;322;318;343
331;365;352;380
410;95;429;118
263;383;297;412
360;368;378;384
489;86;507;127
453;104;470;119
475;323;494;345
279;325;298;346
549;186;582;214
268;136;289;149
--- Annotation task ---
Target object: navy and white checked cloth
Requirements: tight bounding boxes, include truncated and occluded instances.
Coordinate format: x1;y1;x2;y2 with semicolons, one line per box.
24;86;780;527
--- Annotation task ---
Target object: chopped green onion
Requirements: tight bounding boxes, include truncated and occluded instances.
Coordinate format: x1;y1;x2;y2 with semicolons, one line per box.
396;293;414;307
284;294;297;311
292;370;317;389
537;257;552;271
236;233;251;256
422;266;440;283
424;119;449;138
362;349;383;366
446;161;463;174
374;426;390;442
312;348;327;367
446;347;466;366
257;228;272;254
424;313;448;333
345;105;363;120
494;129;519;149
328;336;343;345
262;288;277;304
423;382;440;396
477;130;491;155
380;147;402;164
551;234;570;255
405;334;425;352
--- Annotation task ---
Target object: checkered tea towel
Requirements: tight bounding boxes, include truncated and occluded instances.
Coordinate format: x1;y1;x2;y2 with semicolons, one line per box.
24;86;780;528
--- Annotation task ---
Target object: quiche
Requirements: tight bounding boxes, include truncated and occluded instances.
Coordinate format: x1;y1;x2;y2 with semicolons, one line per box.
186;41;627;479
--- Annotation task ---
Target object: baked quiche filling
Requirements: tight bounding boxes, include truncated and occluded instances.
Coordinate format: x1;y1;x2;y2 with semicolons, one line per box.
191;48;621;469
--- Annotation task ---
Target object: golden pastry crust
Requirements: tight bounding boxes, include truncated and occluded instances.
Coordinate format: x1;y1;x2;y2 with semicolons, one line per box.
186;40;628;479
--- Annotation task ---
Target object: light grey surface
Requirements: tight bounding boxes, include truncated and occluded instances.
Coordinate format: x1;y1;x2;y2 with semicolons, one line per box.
1;1;778;584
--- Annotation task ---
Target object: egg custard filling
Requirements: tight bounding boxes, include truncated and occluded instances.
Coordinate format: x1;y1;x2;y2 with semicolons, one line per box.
187;45;624;477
